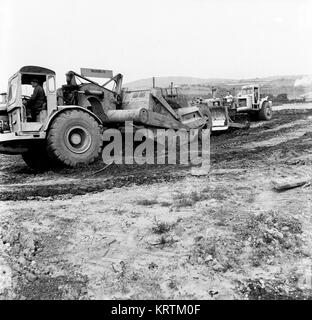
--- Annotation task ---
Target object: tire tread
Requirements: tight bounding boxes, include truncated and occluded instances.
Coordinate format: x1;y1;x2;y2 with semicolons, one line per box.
46;110;102;167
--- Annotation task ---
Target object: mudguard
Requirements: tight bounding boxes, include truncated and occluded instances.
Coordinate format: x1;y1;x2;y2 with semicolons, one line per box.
44;106;103;131
260;97;272;108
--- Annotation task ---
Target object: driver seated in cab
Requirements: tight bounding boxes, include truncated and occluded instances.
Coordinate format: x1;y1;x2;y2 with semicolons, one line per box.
23;78;46;122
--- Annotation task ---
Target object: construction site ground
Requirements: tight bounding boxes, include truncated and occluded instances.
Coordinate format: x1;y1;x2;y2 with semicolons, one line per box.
1;102;312;300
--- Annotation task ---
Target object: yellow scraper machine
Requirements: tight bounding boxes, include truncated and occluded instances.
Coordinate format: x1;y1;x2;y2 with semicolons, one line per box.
0;66;211;170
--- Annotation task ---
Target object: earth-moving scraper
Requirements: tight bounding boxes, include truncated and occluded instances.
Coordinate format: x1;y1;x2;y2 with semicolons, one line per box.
234;85;273;121
191;83;274;131
190;88;249;132
0;66;211;170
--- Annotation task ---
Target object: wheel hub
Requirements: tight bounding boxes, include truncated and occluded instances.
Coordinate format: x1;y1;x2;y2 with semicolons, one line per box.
70;133;82;145
266;106;272;117
65;126;92;154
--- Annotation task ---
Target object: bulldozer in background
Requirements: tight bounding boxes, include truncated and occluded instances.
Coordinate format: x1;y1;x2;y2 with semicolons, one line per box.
0;66;210;170
190;87;249;132
234;84;273;121
190;84;273;132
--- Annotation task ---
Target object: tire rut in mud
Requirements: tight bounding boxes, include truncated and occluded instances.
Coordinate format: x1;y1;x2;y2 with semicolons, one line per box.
0;166;189;201
212;130;312;166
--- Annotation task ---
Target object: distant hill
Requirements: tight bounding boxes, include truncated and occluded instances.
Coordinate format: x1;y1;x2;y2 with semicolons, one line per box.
124;74;312;100
123;76;234;89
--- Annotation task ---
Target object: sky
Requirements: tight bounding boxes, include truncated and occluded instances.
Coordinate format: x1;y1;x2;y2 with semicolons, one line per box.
0;0;312;89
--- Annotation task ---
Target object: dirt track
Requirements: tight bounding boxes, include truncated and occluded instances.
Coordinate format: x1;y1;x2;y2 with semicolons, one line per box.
1;103;312;300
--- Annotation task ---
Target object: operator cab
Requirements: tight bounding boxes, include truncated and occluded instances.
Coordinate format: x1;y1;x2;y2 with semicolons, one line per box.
238;85;254;96
6;66;57;133
237;85;260;107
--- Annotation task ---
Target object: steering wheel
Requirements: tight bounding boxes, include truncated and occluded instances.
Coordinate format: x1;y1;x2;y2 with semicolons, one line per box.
22;95;31;107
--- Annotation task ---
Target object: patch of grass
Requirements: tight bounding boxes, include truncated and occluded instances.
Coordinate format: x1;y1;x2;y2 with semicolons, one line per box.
209;186;229;201
172;186;230;209
150;219;179;249
233;210;303;267
214;218;228;227
193;235;217;257
137;199;158;206
168;277;178;290
203;206;233;227
159;201;172;207
174;198;194;208
172;190;208;208
17;274;88;300
237;277;312;300
114;208;127;215
190;233;242;272
190;191;209;202
157;235;177;248
152;220;175;234
234;210;302;242
172;191;188;201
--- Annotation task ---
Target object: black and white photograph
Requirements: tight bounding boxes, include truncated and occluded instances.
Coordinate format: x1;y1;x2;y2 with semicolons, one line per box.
1;0;312;305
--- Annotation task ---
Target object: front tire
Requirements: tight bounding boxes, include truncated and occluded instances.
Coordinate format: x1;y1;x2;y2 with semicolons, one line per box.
47;110;103;167
258;101;273;121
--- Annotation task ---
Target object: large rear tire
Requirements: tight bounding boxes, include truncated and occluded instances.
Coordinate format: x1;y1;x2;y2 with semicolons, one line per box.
47;110;103;167
258;101;273;121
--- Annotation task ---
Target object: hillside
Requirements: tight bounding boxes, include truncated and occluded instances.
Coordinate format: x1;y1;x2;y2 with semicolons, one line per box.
124;75;312;101
123;76;234;89
124;75;306;89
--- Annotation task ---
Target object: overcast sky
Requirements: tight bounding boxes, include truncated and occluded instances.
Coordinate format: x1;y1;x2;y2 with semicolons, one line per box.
0;0;312;89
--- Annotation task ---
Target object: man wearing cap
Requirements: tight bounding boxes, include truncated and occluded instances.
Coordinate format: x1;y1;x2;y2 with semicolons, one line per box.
24;79;46;121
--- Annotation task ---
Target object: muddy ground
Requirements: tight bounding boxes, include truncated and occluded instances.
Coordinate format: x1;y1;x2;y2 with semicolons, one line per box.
1;103;312;300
